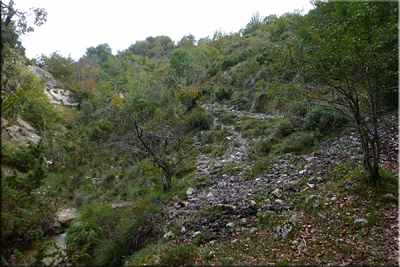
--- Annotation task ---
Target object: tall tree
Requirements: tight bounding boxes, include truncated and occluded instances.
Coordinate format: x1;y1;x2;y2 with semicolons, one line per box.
274;1;398;184
1;0;47;106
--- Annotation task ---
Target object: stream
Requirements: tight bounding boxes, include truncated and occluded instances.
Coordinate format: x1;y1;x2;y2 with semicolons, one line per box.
21;232;67;265
20;200;78;266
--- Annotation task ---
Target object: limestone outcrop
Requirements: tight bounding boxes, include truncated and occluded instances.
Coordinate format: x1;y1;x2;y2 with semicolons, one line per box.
1;117;41;144
29;65;78;107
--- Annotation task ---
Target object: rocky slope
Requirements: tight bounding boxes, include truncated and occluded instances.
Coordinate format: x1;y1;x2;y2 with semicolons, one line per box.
158;103;398;265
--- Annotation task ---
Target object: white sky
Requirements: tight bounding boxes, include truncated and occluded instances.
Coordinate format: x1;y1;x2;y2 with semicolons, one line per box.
13;0;314;61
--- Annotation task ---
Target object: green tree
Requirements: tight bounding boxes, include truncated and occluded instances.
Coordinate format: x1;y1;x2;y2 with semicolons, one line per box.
1;0;47;107
274;1;398;184
170;48;189;77
37;51;75;85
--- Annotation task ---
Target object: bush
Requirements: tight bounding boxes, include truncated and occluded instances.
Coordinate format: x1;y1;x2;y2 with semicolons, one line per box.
274;118;297;137
279;132;317;153
305;106;345;133
93;238;125;267
244;159;269;180
1;141;45;173
208;61;220;76
188;107;213;130
215;87;233;101
159;243;197;266
250;137;273;157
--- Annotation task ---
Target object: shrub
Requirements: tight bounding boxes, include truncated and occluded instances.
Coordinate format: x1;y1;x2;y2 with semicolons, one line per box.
305;106;345;133
274;118;296;137
279;132;317;153
66;221;103;253
92;238;125;267
188;107;213;130
159;243;197;266
215;87;233;101
208;61;220;76
98;119;113;132
1;140;45;173
250;137;273;157
244;159;269;180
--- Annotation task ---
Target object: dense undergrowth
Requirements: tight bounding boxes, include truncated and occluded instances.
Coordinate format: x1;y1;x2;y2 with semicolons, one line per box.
1;1;398;266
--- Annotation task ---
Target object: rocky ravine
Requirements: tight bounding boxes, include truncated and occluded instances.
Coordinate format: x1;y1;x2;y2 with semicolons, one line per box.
160;103;398;260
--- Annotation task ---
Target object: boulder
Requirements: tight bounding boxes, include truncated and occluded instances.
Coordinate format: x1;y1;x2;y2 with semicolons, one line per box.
56;208;77;224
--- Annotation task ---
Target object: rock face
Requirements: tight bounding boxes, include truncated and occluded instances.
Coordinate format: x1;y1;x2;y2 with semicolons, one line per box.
29;65;78;107
1;117;41;144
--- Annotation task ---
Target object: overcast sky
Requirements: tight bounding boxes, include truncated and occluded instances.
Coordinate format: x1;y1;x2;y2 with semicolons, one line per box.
14;0;314;61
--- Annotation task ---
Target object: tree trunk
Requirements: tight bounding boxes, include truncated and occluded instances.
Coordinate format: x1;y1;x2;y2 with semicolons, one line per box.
163;173;173;191
355;110;376;184
360;130;375;184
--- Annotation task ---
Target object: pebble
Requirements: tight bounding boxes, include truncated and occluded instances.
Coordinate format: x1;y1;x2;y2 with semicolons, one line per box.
354;218;368;225
307;183;315;189
164;231;174;239
226;222;235;227
250;228;257;234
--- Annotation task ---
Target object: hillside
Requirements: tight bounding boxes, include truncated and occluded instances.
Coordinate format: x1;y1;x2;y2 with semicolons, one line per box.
1;1;398;266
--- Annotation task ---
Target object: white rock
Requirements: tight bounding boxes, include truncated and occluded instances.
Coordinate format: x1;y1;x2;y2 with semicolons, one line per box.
354;218;368;225
226;222;235;227
250;228;257;234
163;231;174;239
305;194;317;203
193;231;201;237
307;183;315;189
275;199;283;204
330;196;337;202
181;227;186;233
272;189;282;197
186;187;195;196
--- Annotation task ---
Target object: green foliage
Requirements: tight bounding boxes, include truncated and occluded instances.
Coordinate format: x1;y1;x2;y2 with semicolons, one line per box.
188;107;213;130
98;119;113;132
215;86;233;101
278;131;317;153
304;106;345;133
36;52;75;85
244;159;269;180
93;238;125;267
1;170;54;260
274;117;297;137
159;243;197;266
170;48;189;77
221;55;239;70
1;140;46;173
242;11;262;36
249;137;273;158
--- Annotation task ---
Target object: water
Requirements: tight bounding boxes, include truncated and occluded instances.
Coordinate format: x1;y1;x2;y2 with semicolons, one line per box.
20;201;77;265
21;231;67;265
